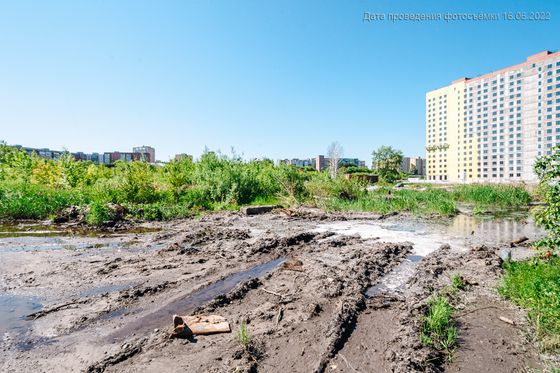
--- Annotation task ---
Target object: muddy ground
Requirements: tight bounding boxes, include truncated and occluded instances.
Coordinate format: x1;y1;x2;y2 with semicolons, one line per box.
0;208;556;372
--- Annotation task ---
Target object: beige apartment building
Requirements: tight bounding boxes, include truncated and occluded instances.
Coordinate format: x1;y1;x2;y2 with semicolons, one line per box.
426;50;560;183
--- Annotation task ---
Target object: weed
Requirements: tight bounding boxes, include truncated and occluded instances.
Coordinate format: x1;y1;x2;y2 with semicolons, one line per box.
451;274;465;291
420;295;457;356
236;321;251;348
85;201;111;225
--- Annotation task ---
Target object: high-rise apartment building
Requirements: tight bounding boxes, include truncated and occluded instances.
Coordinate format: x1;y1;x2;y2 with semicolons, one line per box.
426;50;560;183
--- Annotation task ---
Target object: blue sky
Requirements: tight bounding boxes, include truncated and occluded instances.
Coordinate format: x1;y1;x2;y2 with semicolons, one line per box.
1;0;559;163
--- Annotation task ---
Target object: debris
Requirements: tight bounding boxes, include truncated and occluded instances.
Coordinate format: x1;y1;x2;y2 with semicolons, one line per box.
276;307;284;325
169;315;231;338
510;236;529;247
282;257;304;272
240;205;281;216
498;316;514;325
377;211;398;220
260;288;284;297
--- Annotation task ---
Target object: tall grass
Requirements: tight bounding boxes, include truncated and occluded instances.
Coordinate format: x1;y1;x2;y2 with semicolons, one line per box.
453;184;531;208
324;188;456;216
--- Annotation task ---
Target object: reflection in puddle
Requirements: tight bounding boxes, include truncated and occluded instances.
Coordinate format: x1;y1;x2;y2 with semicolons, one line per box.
0;223;161;239
316;213;545;297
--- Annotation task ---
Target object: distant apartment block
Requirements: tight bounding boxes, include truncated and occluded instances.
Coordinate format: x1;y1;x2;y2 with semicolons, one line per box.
133;146;156;164
103;151;151;164
426;50;560;182
13;145;154;165
279;155;366;171
279;158;314;168
401;156;426;176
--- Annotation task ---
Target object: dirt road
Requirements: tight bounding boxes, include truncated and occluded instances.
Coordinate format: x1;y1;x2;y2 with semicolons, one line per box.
0;209;549;372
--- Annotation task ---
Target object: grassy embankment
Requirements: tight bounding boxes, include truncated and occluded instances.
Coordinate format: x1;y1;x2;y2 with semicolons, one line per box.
500;257;560;352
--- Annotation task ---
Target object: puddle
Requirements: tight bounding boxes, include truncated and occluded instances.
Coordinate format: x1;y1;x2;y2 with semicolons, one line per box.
366;258;418;296
0;294;42;337
0;223;161;239
316;213;545;297
101;307;130;320
109;257;286;341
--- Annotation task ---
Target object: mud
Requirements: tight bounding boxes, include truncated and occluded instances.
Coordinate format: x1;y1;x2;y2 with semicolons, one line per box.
0;209;554;372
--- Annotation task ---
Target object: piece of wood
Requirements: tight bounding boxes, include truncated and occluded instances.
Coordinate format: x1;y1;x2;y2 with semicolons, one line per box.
171;314;231;336
276;307;284;325
499;316;514;325
510;236;529;247
260;288;284;297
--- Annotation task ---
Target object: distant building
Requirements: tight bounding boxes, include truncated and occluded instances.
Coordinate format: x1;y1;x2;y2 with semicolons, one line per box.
426;50;560;182
10;144;153;165
400;157;411;173
401;156;426;176
279;158;314;168
314;155;363;172
174;153;193;161
103;151;151;164
133;146;155;164
411;157;426;176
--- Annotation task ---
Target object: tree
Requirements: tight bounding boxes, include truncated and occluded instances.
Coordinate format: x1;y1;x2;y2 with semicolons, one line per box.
533;145;560;249
371;145;403;183
327;141;344;179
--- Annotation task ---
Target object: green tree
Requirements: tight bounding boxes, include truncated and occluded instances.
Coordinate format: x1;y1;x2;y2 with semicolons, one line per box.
371;145;404;183
533;145;560;249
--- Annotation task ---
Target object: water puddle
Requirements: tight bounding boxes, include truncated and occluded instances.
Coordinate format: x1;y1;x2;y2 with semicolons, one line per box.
109;257;286;341
316;213;545;297
0;223;161;239
0;294;42;338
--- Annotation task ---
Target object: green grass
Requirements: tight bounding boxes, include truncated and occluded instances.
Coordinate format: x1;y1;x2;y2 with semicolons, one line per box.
499;256;560;352
451;274;465;292
0;182;87;220
420;295;457;356
324;188;457;216
323;184;532;217
453;184;531;208
236;321;251;348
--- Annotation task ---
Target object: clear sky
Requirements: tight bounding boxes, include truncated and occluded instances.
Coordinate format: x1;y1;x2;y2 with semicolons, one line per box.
1;0;559;163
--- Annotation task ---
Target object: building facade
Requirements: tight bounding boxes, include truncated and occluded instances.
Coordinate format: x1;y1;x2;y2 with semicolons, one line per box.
133;146;155;164
279;156;366;171
401;156;426;176
13;145;153;165
426;50;560;182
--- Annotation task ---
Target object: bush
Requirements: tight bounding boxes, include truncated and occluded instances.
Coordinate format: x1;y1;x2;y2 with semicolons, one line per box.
533;145;560;249
86;201;112;225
